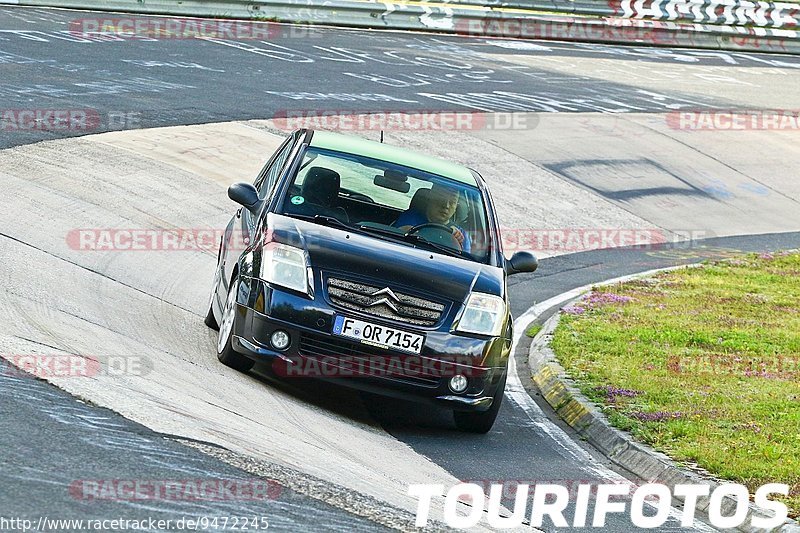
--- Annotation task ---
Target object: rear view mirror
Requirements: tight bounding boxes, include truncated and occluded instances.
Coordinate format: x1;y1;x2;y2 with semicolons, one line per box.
374;169;410;193
505;251;538;275
228;182;262;214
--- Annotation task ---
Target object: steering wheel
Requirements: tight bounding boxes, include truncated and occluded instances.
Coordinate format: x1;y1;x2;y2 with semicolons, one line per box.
406;223;462;250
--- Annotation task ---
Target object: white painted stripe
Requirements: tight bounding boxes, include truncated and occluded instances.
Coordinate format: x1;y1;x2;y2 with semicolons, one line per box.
507;264;716;531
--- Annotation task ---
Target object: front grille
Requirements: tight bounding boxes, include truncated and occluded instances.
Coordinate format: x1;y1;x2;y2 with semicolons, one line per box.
298;332;441;387
326;278;445;327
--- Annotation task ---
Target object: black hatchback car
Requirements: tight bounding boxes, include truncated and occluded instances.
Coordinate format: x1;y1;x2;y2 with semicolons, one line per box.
205;129;537;432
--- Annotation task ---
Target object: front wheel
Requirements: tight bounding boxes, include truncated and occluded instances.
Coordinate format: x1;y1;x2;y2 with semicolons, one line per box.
453;371;507;433
216;275;255;373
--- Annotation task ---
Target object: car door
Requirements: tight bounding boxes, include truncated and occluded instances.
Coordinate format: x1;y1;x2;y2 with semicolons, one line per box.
218;131;301;300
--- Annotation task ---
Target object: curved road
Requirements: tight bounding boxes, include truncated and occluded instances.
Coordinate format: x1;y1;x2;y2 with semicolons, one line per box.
2;5;800;532
1;5;799;151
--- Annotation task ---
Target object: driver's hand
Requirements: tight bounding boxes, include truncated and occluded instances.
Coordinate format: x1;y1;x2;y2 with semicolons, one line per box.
450;226;465;246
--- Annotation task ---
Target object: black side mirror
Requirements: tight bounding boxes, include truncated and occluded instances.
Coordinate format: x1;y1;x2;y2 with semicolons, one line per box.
505;251;538;275
228;182;262;214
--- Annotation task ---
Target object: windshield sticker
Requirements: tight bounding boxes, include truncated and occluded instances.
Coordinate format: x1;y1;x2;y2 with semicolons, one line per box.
290;195;305;205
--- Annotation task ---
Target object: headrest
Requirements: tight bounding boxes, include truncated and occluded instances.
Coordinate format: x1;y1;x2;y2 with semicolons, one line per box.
302;167;341;206
408;187;431;212
455;195;469;223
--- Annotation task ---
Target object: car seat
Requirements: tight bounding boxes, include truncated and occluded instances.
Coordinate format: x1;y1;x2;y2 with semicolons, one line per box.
301;167;349;222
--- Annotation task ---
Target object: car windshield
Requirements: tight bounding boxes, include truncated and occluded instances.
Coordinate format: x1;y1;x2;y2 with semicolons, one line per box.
277;147;493;264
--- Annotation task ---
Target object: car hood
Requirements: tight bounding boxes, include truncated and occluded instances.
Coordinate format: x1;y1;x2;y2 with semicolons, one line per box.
266;213;504;302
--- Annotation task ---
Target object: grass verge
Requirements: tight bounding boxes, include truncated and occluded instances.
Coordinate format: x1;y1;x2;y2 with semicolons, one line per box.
526;323;543;338
550;251;800;516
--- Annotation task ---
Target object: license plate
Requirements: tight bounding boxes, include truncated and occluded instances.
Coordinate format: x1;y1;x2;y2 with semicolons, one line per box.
333;315;424;354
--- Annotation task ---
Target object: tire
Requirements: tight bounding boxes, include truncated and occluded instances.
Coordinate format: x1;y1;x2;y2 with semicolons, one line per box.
204;304;219;330
216;275;255;373
453;371;507;434
204;265;221;330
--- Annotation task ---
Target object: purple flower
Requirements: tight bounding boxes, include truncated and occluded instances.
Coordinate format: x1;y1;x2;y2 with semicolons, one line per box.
743;369;780;379
585;292;634;306
597;385;641;402
759;253;774;260
563;292;634;317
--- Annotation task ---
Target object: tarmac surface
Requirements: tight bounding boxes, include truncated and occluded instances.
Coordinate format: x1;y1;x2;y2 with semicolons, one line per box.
2;5;800;150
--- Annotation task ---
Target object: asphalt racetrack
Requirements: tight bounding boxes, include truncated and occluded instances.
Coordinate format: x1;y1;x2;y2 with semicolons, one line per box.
2;6;800;532
2;6;799;151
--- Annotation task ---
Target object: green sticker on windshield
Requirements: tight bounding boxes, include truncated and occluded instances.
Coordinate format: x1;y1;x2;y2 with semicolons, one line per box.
291;195;304;205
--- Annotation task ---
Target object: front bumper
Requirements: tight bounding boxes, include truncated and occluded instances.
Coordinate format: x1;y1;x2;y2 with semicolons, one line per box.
230;276;509;412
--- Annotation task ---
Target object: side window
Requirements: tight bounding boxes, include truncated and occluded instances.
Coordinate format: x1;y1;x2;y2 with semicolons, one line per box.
255;135;294;198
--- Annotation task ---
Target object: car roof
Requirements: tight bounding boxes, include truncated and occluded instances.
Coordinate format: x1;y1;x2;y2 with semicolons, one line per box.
307;130;478;186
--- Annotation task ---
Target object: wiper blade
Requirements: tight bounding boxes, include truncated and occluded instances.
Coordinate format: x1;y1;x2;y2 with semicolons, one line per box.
296;217;468;259
358;224;468;259
401;233;469;259
290;213;353;231
356;224;405;238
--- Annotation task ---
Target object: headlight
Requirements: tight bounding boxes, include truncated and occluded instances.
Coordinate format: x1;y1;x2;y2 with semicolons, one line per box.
455;292;506;337
260;242;311;295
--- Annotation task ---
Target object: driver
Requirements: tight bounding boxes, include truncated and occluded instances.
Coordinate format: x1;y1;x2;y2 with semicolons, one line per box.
393;182;471;253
